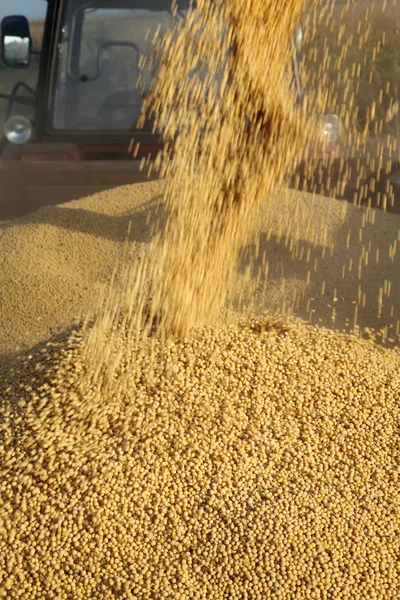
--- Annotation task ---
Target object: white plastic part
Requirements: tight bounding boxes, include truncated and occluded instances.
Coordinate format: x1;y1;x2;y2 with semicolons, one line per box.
321;114;342;144
294;26;303;50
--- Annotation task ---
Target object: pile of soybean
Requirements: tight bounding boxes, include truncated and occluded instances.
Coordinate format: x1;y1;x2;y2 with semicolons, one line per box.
1;0;400;598
1;316;399;599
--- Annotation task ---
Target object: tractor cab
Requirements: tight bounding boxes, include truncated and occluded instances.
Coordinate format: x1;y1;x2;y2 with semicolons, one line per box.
0;0;197;161
0;0;307;219
1;0;304;161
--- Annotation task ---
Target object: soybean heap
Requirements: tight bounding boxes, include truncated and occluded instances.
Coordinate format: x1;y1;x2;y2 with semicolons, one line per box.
0;1;399;599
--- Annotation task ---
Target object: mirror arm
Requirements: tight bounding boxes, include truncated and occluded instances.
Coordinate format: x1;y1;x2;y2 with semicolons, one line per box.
292;53;302;105
5;81;36;119
0;92;35;105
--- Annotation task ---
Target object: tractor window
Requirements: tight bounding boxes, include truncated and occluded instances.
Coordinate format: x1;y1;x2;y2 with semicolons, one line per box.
52;4;181;132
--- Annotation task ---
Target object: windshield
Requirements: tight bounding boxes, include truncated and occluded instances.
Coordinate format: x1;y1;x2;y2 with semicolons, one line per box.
50;1;301;134
51;1;188;132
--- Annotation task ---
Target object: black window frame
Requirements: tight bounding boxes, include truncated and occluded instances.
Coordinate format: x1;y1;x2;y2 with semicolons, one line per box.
34;0;302;148
37;0;191;146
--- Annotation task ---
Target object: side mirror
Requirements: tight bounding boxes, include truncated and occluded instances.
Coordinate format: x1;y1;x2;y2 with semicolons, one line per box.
1;16;32;68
